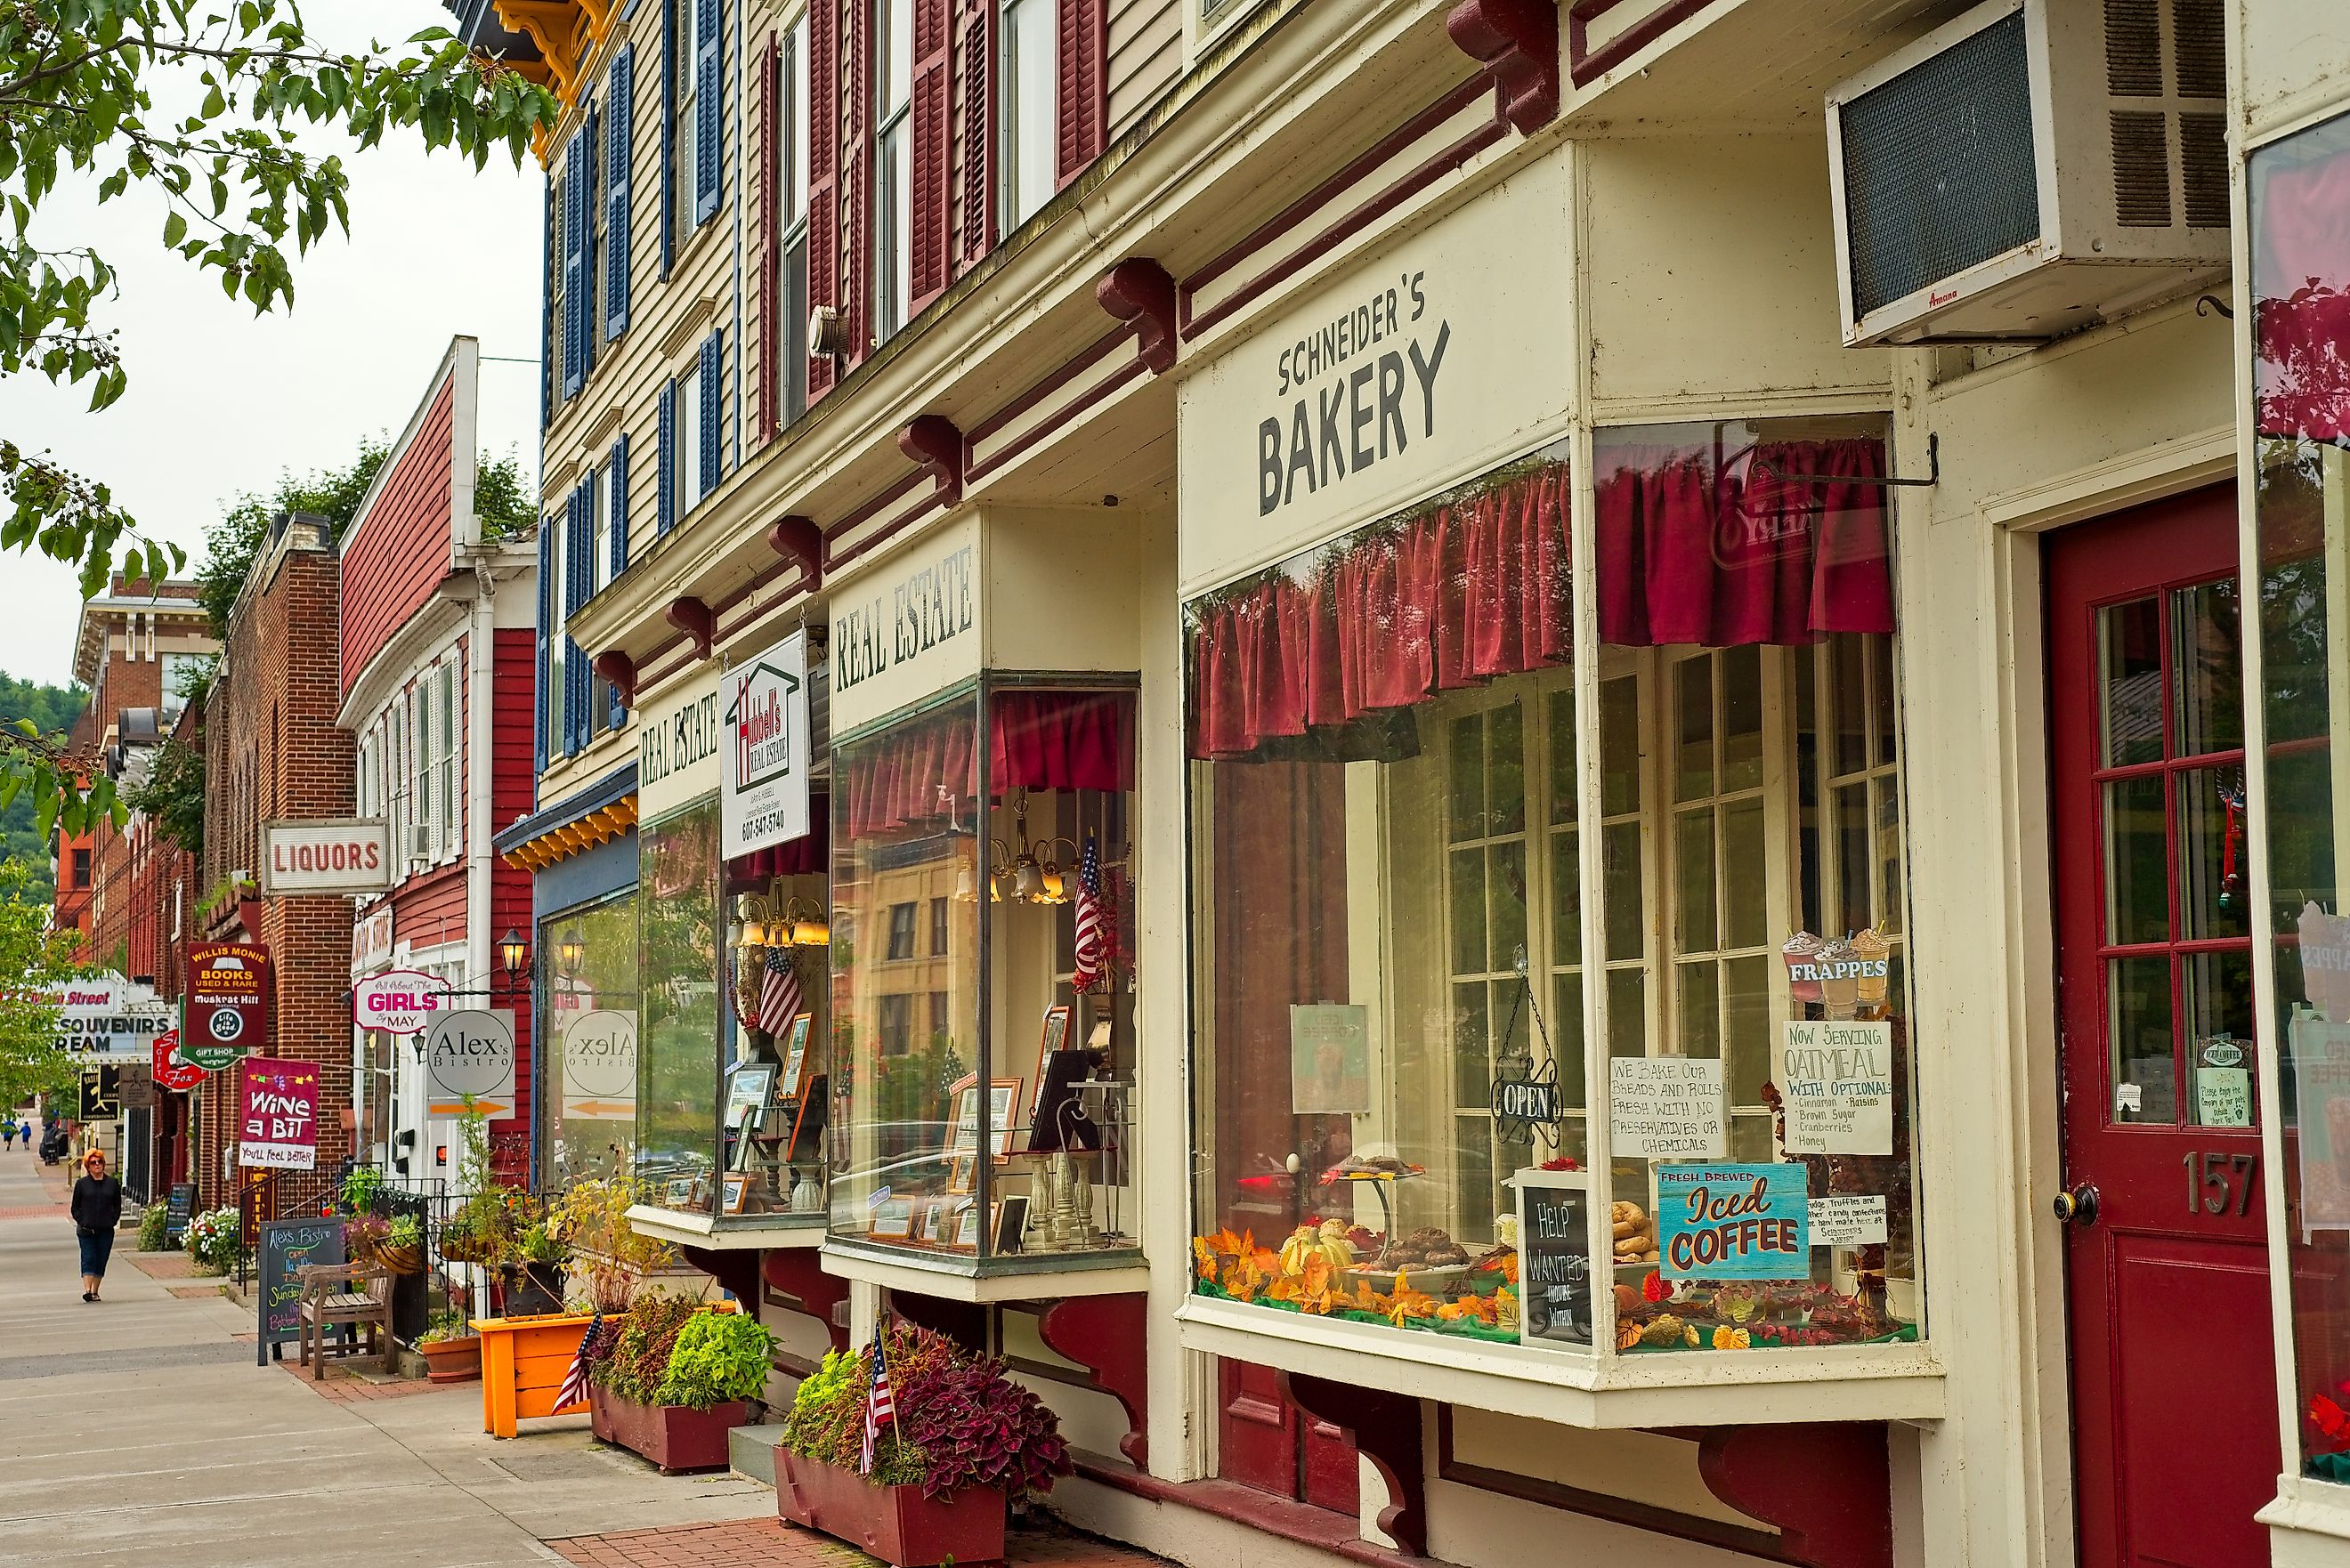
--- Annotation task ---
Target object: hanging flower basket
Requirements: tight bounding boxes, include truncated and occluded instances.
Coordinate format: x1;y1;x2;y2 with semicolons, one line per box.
377;1241;425;1275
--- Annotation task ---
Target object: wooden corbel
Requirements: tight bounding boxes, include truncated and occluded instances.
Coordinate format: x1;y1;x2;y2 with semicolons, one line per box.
1096;259;1178;375
665;597;715;659
591;650;637;707
898;416;967;508
493;0;588;104
766;514;825;593
1446;0;1560;133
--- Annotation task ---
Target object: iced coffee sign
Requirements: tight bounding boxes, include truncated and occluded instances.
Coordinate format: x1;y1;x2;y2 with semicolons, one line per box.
1778;1020;1894;1156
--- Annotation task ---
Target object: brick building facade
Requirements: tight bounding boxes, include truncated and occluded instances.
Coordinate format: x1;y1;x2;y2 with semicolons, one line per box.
194;518;355;1209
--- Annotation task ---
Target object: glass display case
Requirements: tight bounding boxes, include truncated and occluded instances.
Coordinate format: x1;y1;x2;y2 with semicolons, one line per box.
1182;430;1933;1411
826;679;1143;1294
719;852;831;1225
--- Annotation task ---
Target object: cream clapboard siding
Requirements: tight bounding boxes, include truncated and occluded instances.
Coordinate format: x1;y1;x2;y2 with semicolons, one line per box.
1106;0;1180;138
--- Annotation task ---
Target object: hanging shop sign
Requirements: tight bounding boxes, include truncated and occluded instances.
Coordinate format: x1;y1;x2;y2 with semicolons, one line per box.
720;629;814;857
636;666;724;820
560;1009;638;1119
1656;1163;1810;1281
351;904;393;976
78;1063;121;1120
41;975;174;1060
352;967;450;1038
1609;1056;1727;1160
119;1063;156;1110
828;516;981;734
259;817;392;893
1777;1019;1894;1156
184;943;270;1066
237;1056;320;1169
153;1028;206;1092
424;1008;516;1117
1175;154;1572;596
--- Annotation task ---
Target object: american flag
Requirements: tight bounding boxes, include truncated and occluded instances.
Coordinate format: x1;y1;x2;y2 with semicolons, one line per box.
1071;836;1106;993
758;945;802;1037
859;1324;896;1475
555;1310;602;1410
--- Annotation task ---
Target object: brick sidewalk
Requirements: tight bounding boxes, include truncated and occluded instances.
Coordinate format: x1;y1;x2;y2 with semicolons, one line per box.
126;1250;204;1279
277;1354;447;1404
546;1517;1174;1568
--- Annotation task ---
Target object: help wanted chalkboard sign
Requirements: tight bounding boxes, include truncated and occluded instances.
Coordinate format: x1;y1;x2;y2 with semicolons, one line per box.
1513;1168;1592;1348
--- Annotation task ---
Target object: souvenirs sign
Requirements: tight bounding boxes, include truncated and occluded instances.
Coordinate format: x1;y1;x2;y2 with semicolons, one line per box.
1609;1056;1727;1159
424;1009;516;1117
238;1056;320;1169
43;975;174;1060
185;943;270;1066
1657;1163;1810;1281
719;629;814;857
1777;1019;1894;1155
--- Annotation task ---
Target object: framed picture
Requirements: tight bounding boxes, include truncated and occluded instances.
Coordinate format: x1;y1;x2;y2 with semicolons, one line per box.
955;1206;983;1249
947;1077;1024;1160
870;1196;917;1239
787;1074;828;1160
928;1200;965;1244
947;1156;976;1195
663;1176;695;1206
993;1194;1030;1255
778;1013;814;1100
723;1175;753;1215
1031;1006;1072;1116
726;1063;776;1128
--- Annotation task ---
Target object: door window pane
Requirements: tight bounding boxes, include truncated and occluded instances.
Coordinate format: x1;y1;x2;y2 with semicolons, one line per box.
2108;954;2176;1123
2171;578;2243;757
2101;597;2165;766
2104;775;2170;946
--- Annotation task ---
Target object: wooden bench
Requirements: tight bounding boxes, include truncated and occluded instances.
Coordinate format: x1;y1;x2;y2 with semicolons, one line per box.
295;1261;393;1378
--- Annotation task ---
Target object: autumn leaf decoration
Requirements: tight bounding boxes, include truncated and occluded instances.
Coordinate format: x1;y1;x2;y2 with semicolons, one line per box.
2312;1391;2350;1445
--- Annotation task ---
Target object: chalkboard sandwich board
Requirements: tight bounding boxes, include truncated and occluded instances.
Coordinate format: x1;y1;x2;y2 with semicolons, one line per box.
163;1182;197;1248
1512;1168;1592;1349
256;1216;345;1365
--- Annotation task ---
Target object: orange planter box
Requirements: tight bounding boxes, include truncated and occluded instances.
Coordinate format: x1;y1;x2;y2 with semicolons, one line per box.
473;1313;606;1438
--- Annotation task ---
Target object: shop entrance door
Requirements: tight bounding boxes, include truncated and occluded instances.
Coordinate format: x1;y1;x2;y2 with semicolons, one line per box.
2046;484;2279;1568
1216;1358;1360;1514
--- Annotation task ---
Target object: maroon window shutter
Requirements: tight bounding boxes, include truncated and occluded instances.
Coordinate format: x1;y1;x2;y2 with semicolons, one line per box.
1053;0;1105;187
758;29;780;439
842;0;874;368
908;0;952;309
955;0;995;268
807;0;840;400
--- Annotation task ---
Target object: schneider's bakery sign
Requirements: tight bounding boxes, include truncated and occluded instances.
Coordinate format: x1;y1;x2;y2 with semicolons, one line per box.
1177;156;1571;595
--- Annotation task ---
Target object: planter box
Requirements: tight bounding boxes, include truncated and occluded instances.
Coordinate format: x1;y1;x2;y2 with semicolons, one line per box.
473;1313;606;1438
589;1386;747;1474
775;1451;1007;1567
421;1336;482;1384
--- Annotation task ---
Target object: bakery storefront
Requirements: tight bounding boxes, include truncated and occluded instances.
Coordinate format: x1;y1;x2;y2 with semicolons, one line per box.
1173;147;1935;1433
821;512;1148;1299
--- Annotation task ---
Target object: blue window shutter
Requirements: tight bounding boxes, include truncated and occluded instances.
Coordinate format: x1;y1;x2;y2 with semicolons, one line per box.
562;129;587;399
660;0;677;275
606;45;635;338
694;0;721;224
699;329;721;498
609;432;631;578
563;489;583;756
539;182;555;430
582;103;599;377
534;519;552;775
657;379;677;536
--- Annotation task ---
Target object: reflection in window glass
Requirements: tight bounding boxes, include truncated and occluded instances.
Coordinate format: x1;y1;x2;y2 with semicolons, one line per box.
637;802;721;1216
541;893;639;1191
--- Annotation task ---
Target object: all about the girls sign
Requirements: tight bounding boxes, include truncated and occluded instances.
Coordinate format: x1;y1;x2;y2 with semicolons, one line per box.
1656;1163;1809;1281
237;1057;320;1170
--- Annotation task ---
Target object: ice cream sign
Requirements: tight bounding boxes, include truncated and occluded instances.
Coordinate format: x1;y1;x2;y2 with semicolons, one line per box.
352;967;450;1037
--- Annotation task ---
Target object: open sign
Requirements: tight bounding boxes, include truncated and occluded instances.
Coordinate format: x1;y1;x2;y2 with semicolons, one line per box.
352;968;450;1036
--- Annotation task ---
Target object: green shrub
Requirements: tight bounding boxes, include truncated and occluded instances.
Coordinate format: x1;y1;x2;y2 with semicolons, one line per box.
136;1202;168;1251
589;1294;703;1406
657;1311;775;1410
183;1207;245;1273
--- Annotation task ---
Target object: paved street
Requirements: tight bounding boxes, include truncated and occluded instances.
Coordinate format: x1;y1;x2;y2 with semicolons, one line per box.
0;1145;775;1568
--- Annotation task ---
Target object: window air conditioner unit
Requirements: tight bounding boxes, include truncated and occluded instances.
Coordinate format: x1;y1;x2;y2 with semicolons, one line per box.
406;821;436;865
1826;0;2228;347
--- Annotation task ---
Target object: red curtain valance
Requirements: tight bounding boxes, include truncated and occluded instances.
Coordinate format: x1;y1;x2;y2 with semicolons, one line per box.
2256;142;2350;444
1595;439;1893;649
1191;463;1571;760
726;808;831;886
841;691;1136;840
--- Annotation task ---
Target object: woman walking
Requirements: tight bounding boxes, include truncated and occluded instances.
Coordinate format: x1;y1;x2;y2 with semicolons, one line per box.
70;1150;122;1303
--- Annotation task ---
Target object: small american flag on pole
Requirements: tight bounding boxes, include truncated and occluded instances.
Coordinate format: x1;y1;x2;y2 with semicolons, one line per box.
758;945;802;1037
1071;836;1106;993
555;1311;602;1410
859;1324;897;1475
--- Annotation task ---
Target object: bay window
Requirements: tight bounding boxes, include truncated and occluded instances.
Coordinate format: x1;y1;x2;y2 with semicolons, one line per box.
638;800;722;1216
1187;424;1923;1368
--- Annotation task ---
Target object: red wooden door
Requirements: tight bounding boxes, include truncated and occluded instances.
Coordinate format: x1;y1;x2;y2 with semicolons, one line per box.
1217;1358;1360;1513
2047;486;2280;1568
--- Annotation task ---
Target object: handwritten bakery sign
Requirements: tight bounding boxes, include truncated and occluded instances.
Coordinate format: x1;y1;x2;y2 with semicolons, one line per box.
1778;1020;1893;1155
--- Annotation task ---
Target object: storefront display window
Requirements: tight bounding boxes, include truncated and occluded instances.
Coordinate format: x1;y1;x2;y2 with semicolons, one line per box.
638;801;722;1216
2249;109;2350;1485
1187;427;1922;1361
540;892;639;1191
830;683;1138;1266
720;835;831;1222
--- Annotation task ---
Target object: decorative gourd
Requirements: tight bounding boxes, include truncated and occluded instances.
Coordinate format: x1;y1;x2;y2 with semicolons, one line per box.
1277;1220;1357;1276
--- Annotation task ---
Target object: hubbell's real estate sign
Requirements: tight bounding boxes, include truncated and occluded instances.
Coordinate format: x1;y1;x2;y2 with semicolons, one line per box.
41;975;174;1060
259;817;393;894
720;629;813;858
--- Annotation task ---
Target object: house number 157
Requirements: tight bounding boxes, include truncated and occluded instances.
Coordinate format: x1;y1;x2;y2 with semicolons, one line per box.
2183;1149;2257;1216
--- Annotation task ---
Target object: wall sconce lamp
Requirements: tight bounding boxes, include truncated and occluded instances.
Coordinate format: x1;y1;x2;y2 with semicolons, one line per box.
498;927;531;978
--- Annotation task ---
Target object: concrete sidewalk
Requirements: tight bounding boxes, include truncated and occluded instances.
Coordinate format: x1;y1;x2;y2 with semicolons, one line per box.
0;1145;772;1568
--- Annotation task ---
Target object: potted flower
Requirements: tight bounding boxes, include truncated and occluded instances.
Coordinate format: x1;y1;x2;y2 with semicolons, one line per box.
775;1322;1071;1567
377;1214;425;1276
344;1211;390;1268
183;1207;246;1276
588;1298;772;1473
419;1308;482;1383
500;1220;570;1316
550;1177;677;1313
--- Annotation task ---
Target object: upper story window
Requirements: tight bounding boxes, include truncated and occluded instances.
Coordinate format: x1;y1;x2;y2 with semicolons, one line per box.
775;15;810;426
71;847;90;889
1001;0;1055;227
160;651;205;716
670;0;701;245
434;663;459;859
887;900;919;960
591;464;615;594
872;0;914;344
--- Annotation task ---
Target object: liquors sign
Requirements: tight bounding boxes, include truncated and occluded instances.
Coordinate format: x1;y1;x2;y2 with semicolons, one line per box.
720;630;813;858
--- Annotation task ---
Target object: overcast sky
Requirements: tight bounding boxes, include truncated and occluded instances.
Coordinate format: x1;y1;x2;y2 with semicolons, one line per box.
0;0;543;688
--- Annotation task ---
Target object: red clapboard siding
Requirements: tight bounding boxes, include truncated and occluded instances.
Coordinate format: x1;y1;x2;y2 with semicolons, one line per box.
391;863;469;950
491;625;542;1178
341;377;458;694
